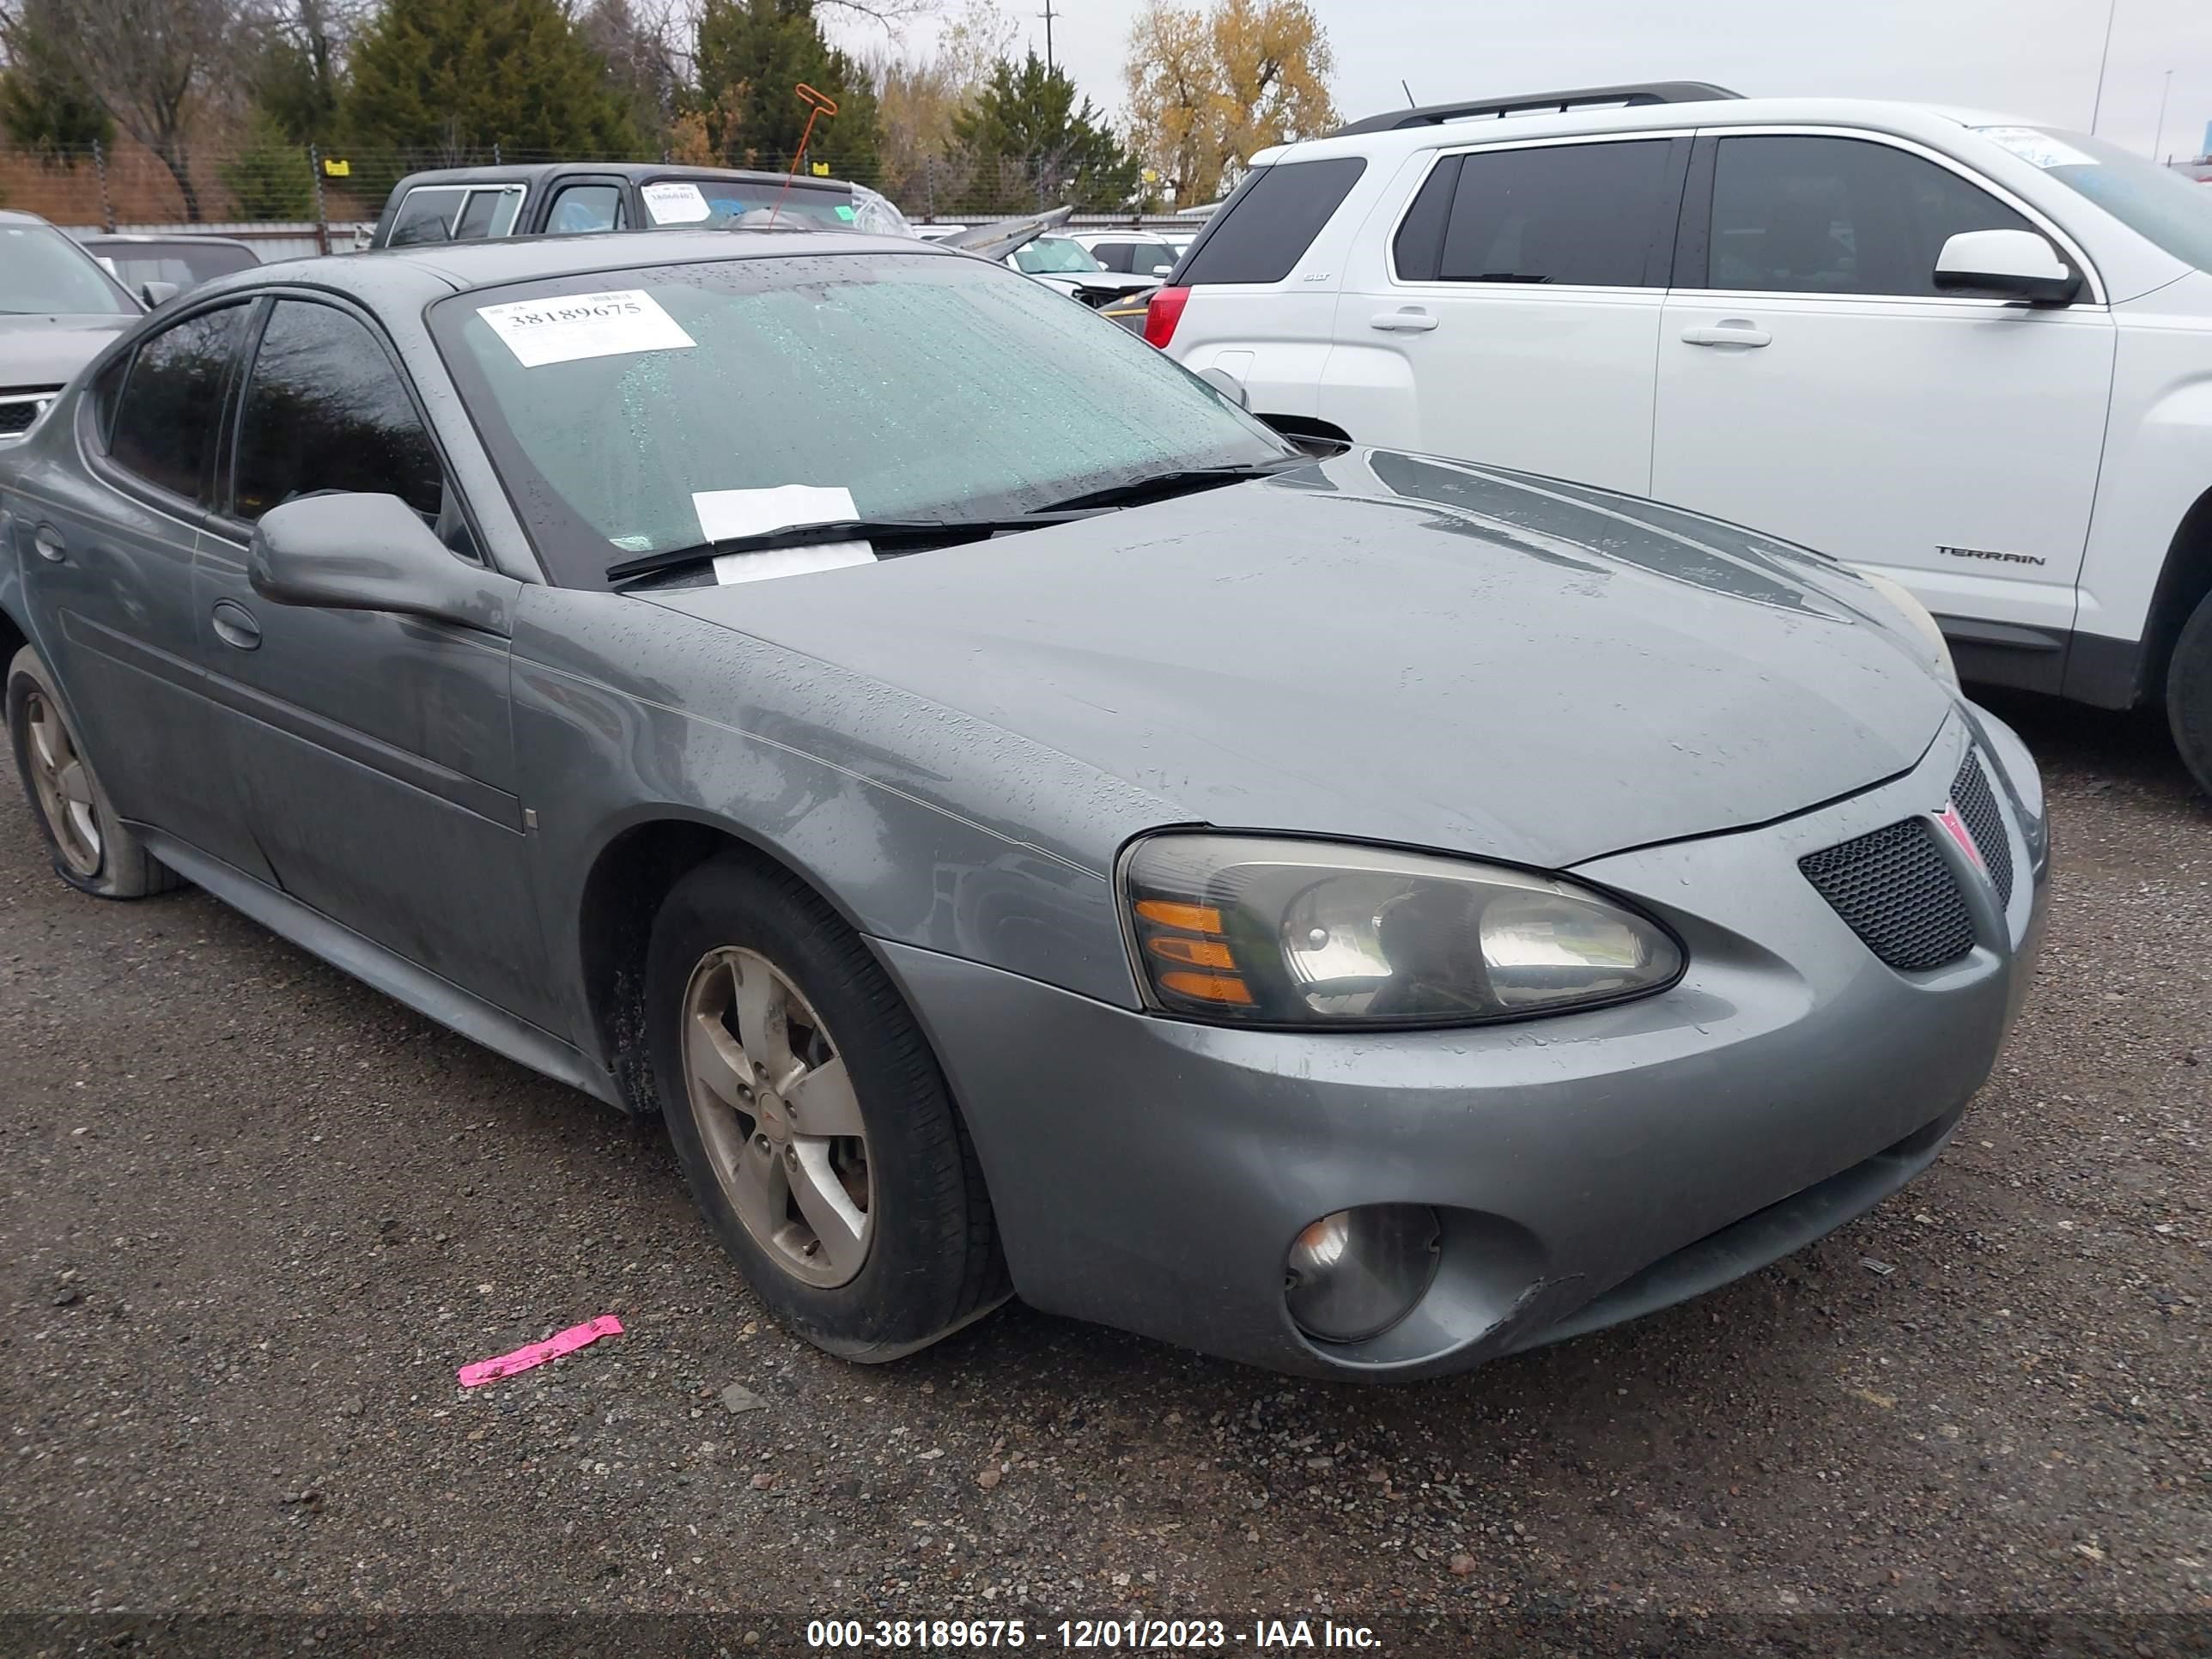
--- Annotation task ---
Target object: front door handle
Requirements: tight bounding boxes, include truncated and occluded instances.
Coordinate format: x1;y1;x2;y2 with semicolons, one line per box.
210;599;262;651
1370;307;1438;332
1680;322;1772;348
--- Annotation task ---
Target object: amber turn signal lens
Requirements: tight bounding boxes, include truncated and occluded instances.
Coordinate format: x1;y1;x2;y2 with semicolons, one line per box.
1134;899;1224;935
1146;935;1237;969
1157;969;1255;1006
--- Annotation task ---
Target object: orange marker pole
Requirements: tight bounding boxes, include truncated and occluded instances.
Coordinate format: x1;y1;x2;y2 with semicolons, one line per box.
769;84;840;228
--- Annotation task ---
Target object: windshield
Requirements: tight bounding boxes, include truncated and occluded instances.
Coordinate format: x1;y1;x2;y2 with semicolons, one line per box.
1981;126;2212;273
1014;238;1103;275
643;177;914;237
0;222;136;316
433;252;1291;587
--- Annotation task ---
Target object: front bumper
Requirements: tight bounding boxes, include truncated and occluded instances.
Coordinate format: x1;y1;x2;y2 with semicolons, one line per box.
880;708;2049;1380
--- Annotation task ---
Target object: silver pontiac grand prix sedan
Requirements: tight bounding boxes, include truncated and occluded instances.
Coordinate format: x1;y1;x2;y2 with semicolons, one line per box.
0;231;2048;1380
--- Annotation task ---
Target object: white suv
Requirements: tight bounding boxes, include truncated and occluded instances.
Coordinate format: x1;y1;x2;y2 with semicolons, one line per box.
1147;82;2212;791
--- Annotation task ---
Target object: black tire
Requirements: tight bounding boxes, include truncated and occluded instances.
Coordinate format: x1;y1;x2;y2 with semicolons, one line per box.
2170;592;2212;798
5;646;180;900
645;851;1007;1361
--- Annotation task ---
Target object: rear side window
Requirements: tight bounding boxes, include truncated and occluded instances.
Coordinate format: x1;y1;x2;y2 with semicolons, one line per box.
454;185;526;240
547;184;624;234
230;301;444;523
388;187;465;247
1435;141;1677;287
1706;135;2033;297
1178;158;1367;285
106;302;250;501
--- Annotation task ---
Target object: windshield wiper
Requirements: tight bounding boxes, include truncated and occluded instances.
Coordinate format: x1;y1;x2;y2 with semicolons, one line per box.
606;513;1091;586
1029;461;1305;514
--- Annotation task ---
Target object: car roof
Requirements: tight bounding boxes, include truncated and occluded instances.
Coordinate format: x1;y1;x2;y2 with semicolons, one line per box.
390;161;857;193
186;228;956;309
1261;94;2045;165
0;208;57;227
81;233;257;251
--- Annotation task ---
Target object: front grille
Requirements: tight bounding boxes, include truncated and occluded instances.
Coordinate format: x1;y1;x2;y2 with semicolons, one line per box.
1800;817;1976;971
0;391;57;435
1949;751;2014;907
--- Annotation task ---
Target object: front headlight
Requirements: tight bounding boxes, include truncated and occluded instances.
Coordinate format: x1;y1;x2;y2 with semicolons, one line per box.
1121;834;1684;1028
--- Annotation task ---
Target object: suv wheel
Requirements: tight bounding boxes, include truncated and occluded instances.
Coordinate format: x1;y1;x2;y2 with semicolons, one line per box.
645;852;1008;1360
2166;591;2212;796
6;646;179;899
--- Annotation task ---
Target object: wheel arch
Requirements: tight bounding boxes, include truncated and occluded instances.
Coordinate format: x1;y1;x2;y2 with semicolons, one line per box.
2139;483;2212;703
573;809;872;1116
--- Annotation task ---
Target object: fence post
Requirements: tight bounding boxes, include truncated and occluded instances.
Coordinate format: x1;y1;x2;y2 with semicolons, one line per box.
92;140;115;232
309;144;331;254
493;142;502;167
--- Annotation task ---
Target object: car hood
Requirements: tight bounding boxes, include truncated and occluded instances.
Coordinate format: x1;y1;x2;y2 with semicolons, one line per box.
651;448;1954;872
0;314;133;386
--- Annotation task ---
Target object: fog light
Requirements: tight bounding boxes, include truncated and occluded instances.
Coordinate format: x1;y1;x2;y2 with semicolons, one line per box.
1283;1205;1440;1343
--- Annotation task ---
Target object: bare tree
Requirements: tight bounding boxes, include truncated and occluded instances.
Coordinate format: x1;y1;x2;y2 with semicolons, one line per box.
0;0;245;219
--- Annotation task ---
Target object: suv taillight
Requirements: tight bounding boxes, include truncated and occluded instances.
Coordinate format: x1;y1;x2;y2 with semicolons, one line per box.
1144;286;1190;349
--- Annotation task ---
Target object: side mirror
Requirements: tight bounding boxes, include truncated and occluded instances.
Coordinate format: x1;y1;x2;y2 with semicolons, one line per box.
1197;365;1250;409
249;492;517;636
139;280;179;308
1933;228;2081;306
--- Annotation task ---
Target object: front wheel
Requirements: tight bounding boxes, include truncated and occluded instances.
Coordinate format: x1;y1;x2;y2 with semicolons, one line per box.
645;853;1007;1360
2166;591;2212;797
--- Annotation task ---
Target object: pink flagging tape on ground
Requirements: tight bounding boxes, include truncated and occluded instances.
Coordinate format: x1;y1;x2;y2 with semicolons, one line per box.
458;1315;625;1387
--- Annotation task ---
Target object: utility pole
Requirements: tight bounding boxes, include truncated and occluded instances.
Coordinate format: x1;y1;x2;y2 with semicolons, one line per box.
2089;0;2120;133
1039;0;1057;71
2154;67;2173;161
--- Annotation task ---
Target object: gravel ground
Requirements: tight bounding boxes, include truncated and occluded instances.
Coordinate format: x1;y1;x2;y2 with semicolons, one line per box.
1;692;2206;1654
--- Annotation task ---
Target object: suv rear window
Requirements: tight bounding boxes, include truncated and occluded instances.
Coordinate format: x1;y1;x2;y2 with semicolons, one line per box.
1177;158;1367;285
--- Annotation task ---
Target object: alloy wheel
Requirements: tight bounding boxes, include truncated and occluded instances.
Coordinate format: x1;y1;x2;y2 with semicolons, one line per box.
22;689;100;878
681;946;873;1288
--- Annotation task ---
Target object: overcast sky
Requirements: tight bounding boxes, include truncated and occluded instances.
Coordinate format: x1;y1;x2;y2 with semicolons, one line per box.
848;0;2212;163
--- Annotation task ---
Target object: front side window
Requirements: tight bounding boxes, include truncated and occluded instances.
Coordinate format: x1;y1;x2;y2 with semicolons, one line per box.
548;185;624;235
433;253;1293;587
1;222;137;316
105;303;250;501
1707;135;2033;297
1435;140;1676;287
230;301;444;524
388;187;465;247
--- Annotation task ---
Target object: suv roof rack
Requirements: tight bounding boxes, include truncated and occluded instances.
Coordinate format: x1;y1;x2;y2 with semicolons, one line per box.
1334;82;1741;137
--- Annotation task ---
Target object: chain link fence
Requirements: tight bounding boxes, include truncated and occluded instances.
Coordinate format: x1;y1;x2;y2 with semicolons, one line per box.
0;137;1186;243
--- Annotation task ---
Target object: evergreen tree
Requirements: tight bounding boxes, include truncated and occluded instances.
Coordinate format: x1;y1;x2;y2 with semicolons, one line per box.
0;4;114;157
345;0;641;189
691;0;879;182
952;53;1139;211
221;109;315;218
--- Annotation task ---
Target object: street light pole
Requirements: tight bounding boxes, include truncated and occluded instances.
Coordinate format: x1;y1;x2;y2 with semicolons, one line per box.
1038;0;1057;71
2154;67;2174;161
2089;0;2120;132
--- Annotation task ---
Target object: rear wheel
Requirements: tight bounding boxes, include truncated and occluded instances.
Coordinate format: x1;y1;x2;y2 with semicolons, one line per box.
646;853;1006;1360
5;647;179;899
2167;591;2212;797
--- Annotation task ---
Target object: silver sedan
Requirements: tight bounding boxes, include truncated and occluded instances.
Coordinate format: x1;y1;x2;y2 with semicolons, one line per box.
0;230;2046;1378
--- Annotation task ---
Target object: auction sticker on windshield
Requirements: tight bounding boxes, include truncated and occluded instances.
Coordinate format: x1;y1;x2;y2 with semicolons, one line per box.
1978;127;2098;170
477;289;696;368
642;181;713;224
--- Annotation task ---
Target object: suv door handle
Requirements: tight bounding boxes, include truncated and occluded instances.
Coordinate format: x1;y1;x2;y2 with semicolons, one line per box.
1680;322;1772;348
1370;307;1438;332
210;599;262;651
